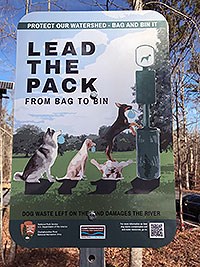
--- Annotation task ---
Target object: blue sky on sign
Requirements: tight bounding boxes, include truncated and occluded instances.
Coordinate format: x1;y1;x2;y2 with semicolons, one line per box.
0;0;130;122
14;10;161;135
0;0;130;82
0;0;129;81
1;1;198;131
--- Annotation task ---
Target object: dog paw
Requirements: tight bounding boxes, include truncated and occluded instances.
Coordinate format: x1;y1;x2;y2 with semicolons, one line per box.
27;180;41;183
48;177;55;183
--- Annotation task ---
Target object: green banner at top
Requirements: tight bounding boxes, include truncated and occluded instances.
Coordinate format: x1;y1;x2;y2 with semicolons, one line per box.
18;20;166;30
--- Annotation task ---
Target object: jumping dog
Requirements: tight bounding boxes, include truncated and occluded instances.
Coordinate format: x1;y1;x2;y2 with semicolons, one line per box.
104;103;141;161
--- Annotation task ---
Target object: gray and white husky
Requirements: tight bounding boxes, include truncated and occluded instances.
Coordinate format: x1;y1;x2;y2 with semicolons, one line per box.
13;128;62;183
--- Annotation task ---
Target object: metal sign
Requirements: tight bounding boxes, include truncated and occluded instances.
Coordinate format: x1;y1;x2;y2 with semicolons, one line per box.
10;11;176;248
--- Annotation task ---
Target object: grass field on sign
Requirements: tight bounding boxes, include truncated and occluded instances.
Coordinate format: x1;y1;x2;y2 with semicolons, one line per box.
10;151;175;220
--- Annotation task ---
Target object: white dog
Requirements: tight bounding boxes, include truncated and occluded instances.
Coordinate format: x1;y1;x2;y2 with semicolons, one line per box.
57;139;96;180
91;159;133;180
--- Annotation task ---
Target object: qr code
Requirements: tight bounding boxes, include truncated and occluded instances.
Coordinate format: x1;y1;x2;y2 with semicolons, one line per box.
149;223;165;238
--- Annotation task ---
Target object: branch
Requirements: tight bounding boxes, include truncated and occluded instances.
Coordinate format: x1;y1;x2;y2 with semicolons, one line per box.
51;2;67;11
92;0;106;10
106;0;109;10
79;0;128;10
171;27;195;76
143;1;200;39
108;0;128;10
78;0;106;10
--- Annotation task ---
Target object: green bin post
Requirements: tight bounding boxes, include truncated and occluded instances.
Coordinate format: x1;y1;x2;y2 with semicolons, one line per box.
135;47;160;180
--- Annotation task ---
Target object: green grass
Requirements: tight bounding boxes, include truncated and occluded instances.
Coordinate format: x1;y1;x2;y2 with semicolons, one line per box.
10;151;176;220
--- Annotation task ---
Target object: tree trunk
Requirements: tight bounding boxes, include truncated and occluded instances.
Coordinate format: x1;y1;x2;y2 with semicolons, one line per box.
129;248;142;267
1;208;16;265
194;130;199;189
0;131;3;249
174;80;184;231
25;0;29;14
190;145;194;188
134;0;143;11
180;71;189;189
48;0;51;11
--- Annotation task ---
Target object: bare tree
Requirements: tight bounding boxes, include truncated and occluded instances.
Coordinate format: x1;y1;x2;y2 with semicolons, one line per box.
173;66;185;231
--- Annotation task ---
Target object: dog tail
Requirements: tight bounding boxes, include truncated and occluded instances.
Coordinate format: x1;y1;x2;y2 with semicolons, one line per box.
13;172;25;182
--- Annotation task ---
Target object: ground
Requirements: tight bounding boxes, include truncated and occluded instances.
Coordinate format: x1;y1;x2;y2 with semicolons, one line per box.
1;210;200;267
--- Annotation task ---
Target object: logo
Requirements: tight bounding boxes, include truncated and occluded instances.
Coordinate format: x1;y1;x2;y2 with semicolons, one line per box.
20;221;36;241
80;225;106;239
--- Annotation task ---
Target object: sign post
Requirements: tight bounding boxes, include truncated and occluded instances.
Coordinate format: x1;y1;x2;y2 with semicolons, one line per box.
80;248;105;267
10;10;176;253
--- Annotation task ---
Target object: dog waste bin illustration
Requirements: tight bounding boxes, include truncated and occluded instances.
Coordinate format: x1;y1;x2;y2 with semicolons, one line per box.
135;45;160;180
137;127;160;179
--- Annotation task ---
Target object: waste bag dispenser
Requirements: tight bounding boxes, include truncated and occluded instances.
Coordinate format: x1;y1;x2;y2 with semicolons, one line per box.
135;45;160;180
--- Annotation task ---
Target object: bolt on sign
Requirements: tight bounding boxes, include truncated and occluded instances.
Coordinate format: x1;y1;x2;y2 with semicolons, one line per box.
10;11;176;248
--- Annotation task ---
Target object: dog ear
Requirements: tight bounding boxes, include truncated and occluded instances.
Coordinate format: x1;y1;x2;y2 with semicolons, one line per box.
88;139;93;147
115;103;121;108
